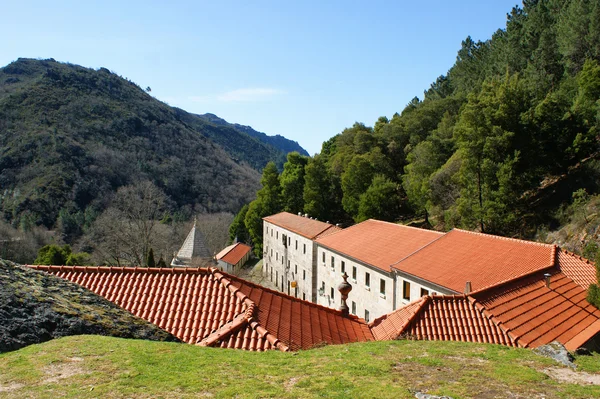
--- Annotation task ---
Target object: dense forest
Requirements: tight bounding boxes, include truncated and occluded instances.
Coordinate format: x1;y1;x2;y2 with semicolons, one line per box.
234;0;600;258
0;58;307;263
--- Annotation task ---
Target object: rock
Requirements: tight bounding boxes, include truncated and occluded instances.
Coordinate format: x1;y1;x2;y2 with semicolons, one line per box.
0;259;179;353
415;392;454;399
533;341;576;369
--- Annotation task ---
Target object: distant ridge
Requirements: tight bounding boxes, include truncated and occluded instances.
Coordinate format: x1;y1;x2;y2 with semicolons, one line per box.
198;113;309;157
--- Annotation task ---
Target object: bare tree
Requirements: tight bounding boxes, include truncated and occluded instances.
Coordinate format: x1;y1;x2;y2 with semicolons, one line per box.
88;181;167;266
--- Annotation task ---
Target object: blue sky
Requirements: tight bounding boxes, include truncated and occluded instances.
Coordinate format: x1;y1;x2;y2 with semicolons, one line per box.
1;1;520;154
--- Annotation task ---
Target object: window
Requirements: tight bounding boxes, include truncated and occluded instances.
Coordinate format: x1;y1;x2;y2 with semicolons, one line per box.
420;288;429;297
303;244;306;254
276;231;278;239
365;272;370;288
341;261;346;274
303;269;306;280
330;256;335;270
295;286;298;297
295;264;298;274
352;266;357;281
270;268;273;281
276;271;278;288
303;293;306;300
330;287;334;299
295;240;298;250
288;260;290;268
281;257;284;265
322;251;325;263
288;237;291;246
403;280;411;301
380;279;386;296
351;301;356;315
364;309;370;322
321;281;325;293
271;228;273;237
270;249;273;257
276;252;278;261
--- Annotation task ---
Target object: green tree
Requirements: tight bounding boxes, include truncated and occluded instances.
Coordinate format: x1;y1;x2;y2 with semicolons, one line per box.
147;248;156;268
243;162;283;257
356;176;400;223
280;152;308;213
35;244;71;265
229;204;249;244
587;252;600;309
341;156;375;219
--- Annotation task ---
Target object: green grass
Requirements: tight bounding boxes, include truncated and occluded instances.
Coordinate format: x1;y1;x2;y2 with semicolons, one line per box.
0;336;599;399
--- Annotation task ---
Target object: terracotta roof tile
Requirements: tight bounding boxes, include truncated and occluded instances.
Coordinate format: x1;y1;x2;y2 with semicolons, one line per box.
28;265;373;351
392;229;556;293
370;295;516;346
557;249;598;290
472;270;600;348
263;212;341;239
316;219;443;272
215;243;252;265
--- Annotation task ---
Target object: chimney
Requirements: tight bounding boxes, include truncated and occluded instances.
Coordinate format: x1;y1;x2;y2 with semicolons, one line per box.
298;212;302;216
304;213;309;218
544;273;552;288
464;281;472;294
338;272;353;316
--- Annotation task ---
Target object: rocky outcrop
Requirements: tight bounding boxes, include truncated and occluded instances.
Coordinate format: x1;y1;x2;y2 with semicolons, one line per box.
0;259;178;353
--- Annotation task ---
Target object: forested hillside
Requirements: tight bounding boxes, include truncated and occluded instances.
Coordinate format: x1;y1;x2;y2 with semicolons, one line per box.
0;58;306;240
235;0;600;255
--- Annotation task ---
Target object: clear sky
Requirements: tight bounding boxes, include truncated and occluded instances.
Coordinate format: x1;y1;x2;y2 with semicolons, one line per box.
1;1;520;155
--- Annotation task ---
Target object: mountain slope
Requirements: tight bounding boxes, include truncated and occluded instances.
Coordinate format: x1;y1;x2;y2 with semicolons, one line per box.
0;58;291;228
198;113;309;156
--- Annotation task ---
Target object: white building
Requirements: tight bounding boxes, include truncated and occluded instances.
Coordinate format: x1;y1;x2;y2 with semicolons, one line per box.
315;220;443;321
215;242;252;274
262;213;560;323
262;212;340;302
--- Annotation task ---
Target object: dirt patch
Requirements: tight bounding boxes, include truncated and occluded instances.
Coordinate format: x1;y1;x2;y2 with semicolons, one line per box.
43;358;86;384
0;382;24;392
284;377;299;391
544;367;600;385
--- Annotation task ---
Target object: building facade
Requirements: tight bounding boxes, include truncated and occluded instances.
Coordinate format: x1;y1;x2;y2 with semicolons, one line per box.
262;212;340;302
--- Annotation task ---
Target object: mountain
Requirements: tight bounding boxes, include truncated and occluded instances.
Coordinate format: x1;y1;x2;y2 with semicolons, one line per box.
0;58;296;230
197;113;309;156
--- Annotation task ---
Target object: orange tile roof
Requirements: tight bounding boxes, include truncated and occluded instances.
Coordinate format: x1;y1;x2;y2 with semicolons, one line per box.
316;220;443;272
473;270;600;349
28;265;373;351
370;296;516;346
371;268;600;349
215;243;252;265
392;229;556;293
263;212;341;239
557;249;598;290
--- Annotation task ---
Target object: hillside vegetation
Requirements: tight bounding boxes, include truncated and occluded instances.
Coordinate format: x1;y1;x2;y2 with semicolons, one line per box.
0;58;305;235
234;0;600;255
0;335;599;398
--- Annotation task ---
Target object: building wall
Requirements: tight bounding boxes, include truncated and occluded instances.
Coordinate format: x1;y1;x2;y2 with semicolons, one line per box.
393;271;455;309
262;219;458;321
315;245;395;322
262;221;316;301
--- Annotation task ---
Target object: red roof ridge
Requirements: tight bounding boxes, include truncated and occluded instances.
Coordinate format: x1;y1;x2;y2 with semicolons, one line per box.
27;264;211;275
452;228;556;248
467;265;558;296
208;268;289;351
368;296;428;332
390;232;448;270
320;219;442;240
559;248;595;265
263;212;338;239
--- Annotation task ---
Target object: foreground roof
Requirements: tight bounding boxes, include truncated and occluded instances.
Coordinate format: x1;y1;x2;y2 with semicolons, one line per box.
371;253;600;350
263;212;341;239
392;229;556;293
316;219;443;272
28;265;373;351
215;243;252;265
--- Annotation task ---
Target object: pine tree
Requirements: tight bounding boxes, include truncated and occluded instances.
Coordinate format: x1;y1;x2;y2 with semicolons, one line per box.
146;248;156;268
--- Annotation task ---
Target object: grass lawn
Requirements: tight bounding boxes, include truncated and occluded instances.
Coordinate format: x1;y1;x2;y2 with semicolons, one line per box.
0;336;599;398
